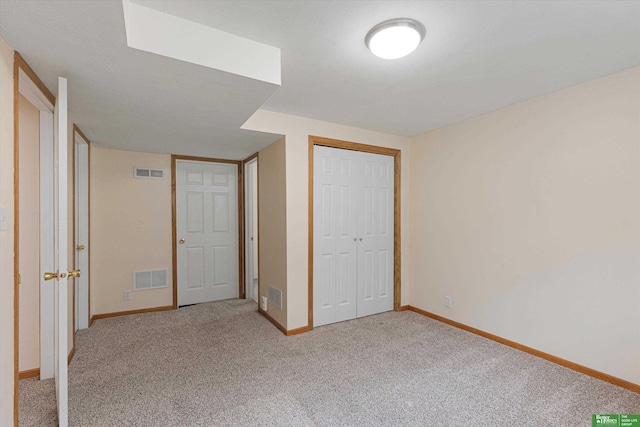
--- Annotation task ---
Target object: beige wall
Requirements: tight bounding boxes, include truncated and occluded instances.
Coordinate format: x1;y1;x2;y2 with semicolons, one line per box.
257;137;287;327
0;34;16;427
409;67;640;385
243;111;411;330
90;146;172;315
18;94;40;371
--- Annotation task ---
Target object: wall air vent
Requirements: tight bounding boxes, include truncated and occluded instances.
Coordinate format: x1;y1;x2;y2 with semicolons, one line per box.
134;167;165;179
133;269;168;291
268;285;282;309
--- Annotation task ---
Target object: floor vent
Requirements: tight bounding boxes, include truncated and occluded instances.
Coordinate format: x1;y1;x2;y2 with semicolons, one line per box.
268;285;282;309
134;269;168;290
134;167;165;179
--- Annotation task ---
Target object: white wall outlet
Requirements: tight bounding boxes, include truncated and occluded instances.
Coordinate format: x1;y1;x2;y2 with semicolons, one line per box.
445;296;452;308
124;290;131;301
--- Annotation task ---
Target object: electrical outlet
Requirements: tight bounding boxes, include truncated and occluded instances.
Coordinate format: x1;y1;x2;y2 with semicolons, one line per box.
445;296;452;308
124;290;131;301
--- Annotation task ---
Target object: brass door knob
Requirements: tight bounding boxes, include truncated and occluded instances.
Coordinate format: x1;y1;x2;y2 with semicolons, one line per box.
179;239;185;244
68;270;81;278
44;271;58;281
76;245;85;251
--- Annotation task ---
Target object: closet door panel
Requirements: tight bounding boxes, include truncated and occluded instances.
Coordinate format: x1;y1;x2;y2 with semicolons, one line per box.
357;152;395;318
314;145;394;327
313;146;358;327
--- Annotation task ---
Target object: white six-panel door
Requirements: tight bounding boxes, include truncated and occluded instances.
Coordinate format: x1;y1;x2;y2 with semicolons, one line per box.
313;146;394;327
314;147;359;326
176;161;239;306
356;151;395;318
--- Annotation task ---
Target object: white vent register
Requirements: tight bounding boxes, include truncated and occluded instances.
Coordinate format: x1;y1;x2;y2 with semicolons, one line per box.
134;269;168;290
134;167;165;179
268;285;282;309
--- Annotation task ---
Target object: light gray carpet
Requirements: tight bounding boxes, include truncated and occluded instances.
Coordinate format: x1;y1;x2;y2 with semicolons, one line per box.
20;299;640;426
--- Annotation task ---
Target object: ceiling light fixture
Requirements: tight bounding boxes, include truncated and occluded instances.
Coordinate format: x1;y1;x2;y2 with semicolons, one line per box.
365;18;426;60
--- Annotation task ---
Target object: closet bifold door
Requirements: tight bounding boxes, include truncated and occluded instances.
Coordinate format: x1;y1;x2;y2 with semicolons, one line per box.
313;146;359;327
313;146;394;328
356;151;395;318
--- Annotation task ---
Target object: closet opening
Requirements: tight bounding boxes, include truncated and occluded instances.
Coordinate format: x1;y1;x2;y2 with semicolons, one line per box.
308;136;401;329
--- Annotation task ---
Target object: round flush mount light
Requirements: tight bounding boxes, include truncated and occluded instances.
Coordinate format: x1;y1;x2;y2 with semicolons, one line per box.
365;18;426;59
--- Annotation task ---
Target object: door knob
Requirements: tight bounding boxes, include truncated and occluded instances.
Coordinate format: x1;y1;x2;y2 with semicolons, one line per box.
68;270;81;278
76;245;85;250
44;272;58;281
179;239;185;244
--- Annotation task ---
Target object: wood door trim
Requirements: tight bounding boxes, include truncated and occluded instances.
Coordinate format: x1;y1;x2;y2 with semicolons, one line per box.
171;158;177;308
242;152;258;165
14;52;55;106
393;152;402;310
171;155;244;308
310;136;400;156
13;51;57;426
308;135;402;331
73;125;91;147
172;154;239;165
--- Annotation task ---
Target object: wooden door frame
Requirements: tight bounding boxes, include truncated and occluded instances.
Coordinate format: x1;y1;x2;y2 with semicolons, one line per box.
308;135;401;330
13;51;57;425
171;155;244;308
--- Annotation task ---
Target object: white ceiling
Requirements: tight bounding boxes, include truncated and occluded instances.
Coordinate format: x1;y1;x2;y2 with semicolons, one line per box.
1;1;639;158
0;0;282;159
